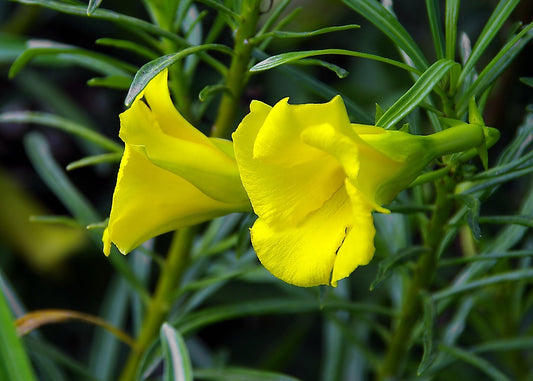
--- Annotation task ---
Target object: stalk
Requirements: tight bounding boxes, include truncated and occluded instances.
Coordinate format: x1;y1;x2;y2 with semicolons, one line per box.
378;177;454;380
118;227;196;381
211;0;262;138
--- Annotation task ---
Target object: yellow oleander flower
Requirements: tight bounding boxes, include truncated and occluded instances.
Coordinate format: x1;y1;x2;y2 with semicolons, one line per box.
233;96;489;287
103;69;250;256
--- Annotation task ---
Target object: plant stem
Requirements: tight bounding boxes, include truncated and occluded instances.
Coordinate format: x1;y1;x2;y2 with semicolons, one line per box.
118;227;196;381
378;177;454;380
211;0;262;138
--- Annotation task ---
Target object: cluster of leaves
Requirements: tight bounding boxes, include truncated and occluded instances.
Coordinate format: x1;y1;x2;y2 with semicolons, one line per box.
0;0;532;380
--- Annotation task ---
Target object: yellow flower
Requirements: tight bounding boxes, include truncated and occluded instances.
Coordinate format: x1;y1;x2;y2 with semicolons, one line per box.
232;96;488;287
103;69;250;256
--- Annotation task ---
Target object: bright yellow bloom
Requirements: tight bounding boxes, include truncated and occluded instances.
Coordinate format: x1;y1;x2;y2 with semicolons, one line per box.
103;69;250;256
233;96;488;287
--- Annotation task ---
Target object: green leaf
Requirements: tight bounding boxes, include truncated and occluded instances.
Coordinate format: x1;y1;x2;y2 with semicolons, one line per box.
444;0;460;61
253;24;360;42
194;0;239;20
194;367;301;381
252;50;372;123
125;44;233;106
459;0;520;86
87;75;132;90
425;0;445;60
520;77;533;88
0;111;122;153
474;336;533;354
87;0;103;15
0;32;26;64
460;165;533;195
418;294;436;375
370;246;429;290
29;215;81;228
24;337;99;381
472;150;533;182
295;58;349;78
23;133;149;303
376;59;455;129
88;276;129;381
439;250;533;267
175;298;393;336
457;22;533;115
375;103;384;123
434;268;533;300
478;215;533;228
439;344;511;381
442;297;475;345
250;49;419;76
160;323;193;381
66;152;122;171
342;0;428;70
9;0;188;46
9;39;136;78
454;194;481;240
198;84;231;102
96;38;158;60
0;287;37;381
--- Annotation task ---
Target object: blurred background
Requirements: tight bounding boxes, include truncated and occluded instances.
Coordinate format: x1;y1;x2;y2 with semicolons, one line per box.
1;1;532;379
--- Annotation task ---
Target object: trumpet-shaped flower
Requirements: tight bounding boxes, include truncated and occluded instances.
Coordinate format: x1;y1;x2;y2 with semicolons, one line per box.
233;96;490;287
103;69;250;256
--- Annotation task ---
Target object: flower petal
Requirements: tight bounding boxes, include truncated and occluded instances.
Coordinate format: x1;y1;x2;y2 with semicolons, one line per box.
103;146;248;255
136;69;207;143
233;101;345;227
253;95;353;167
331;182;376;286
119;96;248;204
251;185;369;287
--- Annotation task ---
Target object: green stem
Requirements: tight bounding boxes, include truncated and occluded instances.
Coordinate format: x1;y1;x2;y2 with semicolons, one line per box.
429;123;485;157
211;0;262;138
378;177;454;380
118;227;196;381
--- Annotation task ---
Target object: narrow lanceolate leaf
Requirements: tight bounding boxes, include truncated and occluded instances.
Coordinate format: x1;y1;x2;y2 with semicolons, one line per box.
87;75;132;90
29;215;81;228
87;0;103;15
9;40;136;78
23;133;149;303
9;0;188;46
520;77;533;88
457;22;533;115
376;59;455;129
370;246;429;290
15;309;135;348
444;0;460;61
250;49;419;75
433;268;533;300
125;44;233;106
425;0;445;60
296;58;349;78
454;194;481;240
160;323;193;381
439;345;511;381
95;38;158;60
0;287;37;381
194;367;301;381
418;294;436;375
0;111;122;153
66;152;122;171
478;215;533;228
342;0;428;70
253;24;360;42
459;0;520;85
256;51;372;123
